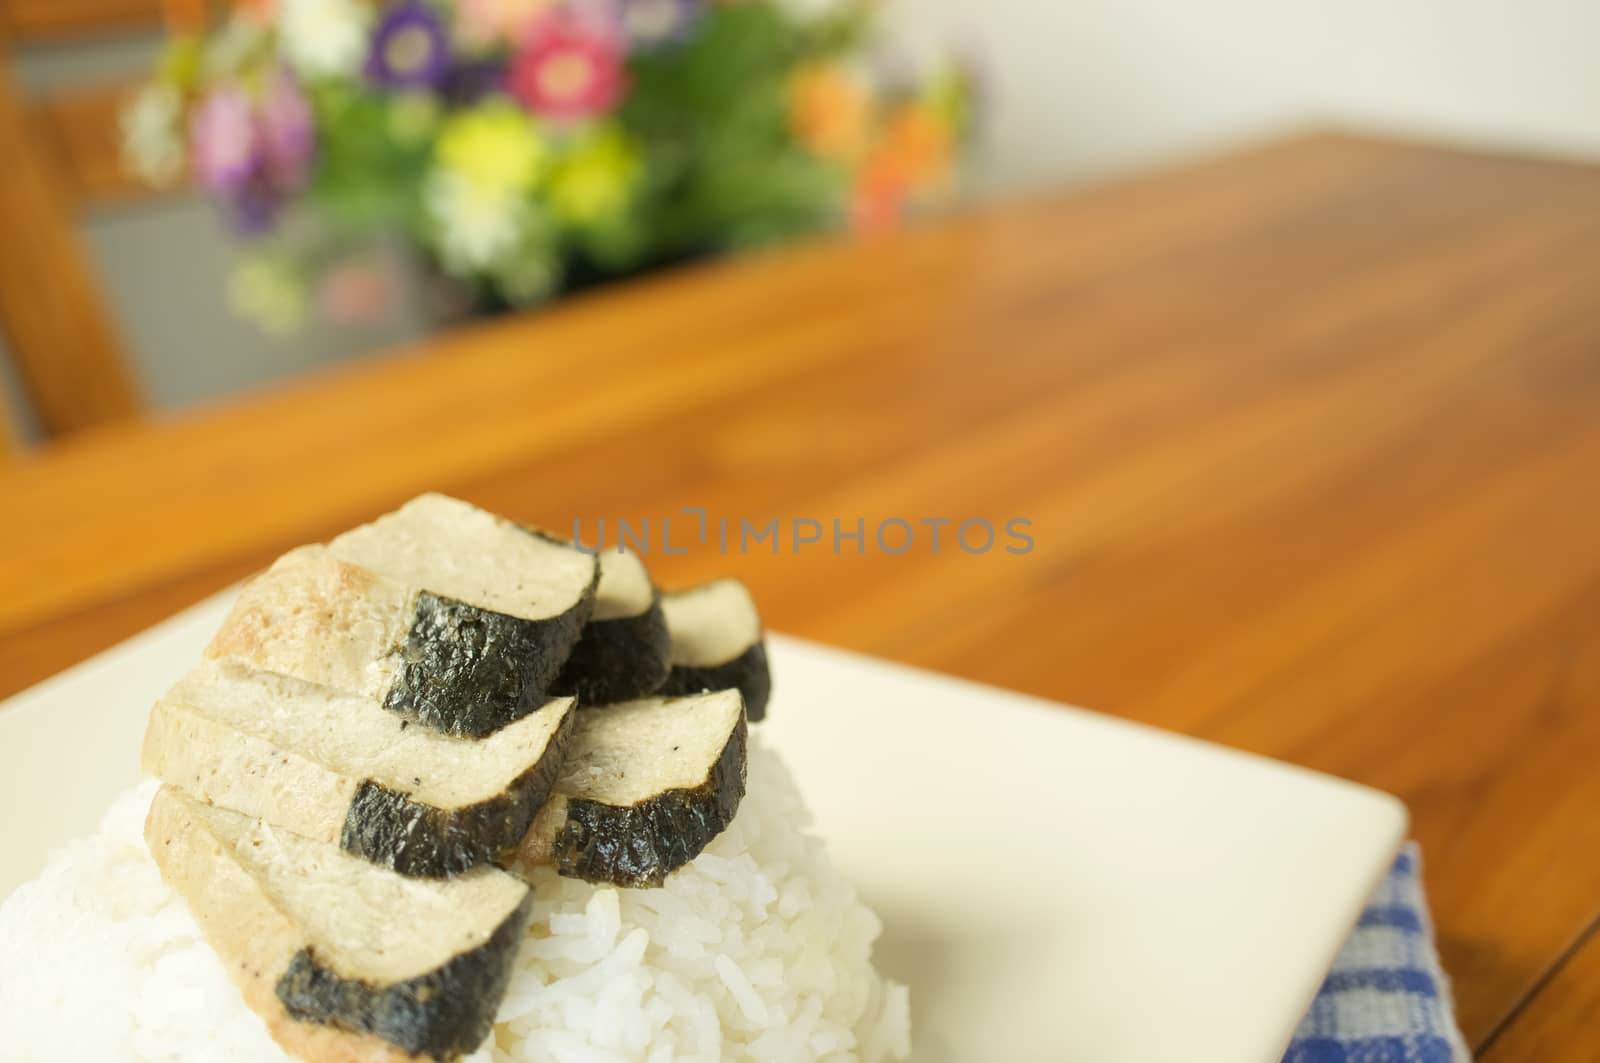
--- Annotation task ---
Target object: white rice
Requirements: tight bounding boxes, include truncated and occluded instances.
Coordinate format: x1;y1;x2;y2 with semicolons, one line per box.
0;742;910;1062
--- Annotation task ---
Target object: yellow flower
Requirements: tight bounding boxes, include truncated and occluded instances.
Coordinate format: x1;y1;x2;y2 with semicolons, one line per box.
548;126;640;226
789;62;870;164
435;101;547;196
924;65;973;133
228;254;307;335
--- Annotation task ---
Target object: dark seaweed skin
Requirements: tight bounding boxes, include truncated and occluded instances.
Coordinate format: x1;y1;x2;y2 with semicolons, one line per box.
553;711;749;888
658;643;772;723
384;588;593;739
550;597;672;707
341;706;578;878
277;894;533;1061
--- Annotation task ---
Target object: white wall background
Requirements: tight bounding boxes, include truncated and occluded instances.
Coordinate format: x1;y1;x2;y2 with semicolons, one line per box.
885;0;1600;191
6;1;1600;438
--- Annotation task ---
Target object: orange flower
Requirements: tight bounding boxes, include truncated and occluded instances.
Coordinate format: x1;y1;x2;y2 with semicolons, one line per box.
849;156;905;232
789;63;871;164
161;0;210;29
233;0;278;23
849;103;960;232
877;104;955;197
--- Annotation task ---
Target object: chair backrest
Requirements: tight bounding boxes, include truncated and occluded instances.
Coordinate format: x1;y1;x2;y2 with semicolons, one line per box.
2;1;171;40
0;1;183;445
0;387;15;461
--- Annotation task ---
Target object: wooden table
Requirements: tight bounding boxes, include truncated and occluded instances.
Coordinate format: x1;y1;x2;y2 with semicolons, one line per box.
2;133;1597;1057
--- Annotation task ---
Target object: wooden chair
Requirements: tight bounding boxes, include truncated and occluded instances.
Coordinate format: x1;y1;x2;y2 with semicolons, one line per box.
0;388;15;460
0;0;201;447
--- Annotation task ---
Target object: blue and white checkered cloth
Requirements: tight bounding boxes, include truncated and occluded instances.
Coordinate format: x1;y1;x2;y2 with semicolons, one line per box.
1282;844;1471;1063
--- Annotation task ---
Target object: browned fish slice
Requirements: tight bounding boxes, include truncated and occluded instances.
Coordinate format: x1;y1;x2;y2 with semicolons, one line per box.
508;689;748;889
144;660;576;878
657;579;771;722
146;786;531;1063
552;546;672;707
208;494;598;739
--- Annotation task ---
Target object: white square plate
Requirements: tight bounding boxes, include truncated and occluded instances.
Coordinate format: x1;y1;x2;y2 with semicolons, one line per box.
0;592;1405;1063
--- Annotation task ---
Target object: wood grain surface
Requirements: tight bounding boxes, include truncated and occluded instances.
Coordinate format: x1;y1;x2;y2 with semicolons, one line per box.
1481;925;1600;1062
0;133;1596;1055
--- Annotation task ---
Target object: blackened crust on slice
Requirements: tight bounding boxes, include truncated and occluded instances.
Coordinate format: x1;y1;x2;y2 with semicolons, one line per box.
384;589;593;739
277;893;533;1061
551;597;672;707
552;712;748;888
341;706;578;878
658;642;772;723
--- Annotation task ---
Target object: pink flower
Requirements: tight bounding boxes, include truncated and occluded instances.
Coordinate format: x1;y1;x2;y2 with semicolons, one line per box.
455;0;554;47
190;87;259;196
508;12;627;120
319;258;399;324
189;70;315;233
259;71;315;191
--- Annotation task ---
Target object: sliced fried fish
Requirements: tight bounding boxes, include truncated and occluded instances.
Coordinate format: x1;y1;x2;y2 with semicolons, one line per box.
146;786;530;1063
552;547;671;707
144;660;575;878
508;690;747;888
657;579;772;722
208;494;597;738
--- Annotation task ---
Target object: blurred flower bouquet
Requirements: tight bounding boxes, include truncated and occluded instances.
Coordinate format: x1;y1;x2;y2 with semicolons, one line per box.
126;0;976;332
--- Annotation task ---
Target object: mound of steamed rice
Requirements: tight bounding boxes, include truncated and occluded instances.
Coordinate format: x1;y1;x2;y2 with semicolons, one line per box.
0;741;910;1063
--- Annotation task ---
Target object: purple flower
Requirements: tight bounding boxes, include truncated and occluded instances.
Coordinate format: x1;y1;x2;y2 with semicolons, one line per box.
229;182;289;235
190;71;317;234
441;56;509;107
367;2;450;90
260;72;316;191
191;87;259;196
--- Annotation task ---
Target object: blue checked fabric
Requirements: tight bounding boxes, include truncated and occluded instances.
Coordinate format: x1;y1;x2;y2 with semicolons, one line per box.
1282;845;1472;1063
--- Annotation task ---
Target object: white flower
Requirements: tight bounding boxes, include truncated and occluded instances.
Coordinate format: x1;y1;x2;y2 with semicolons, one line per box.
494;247;559;304
425;170;528;273
778;0;850;20
203;15;270;78
277;0;372;79
228;255;308;335
121;84;185;186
